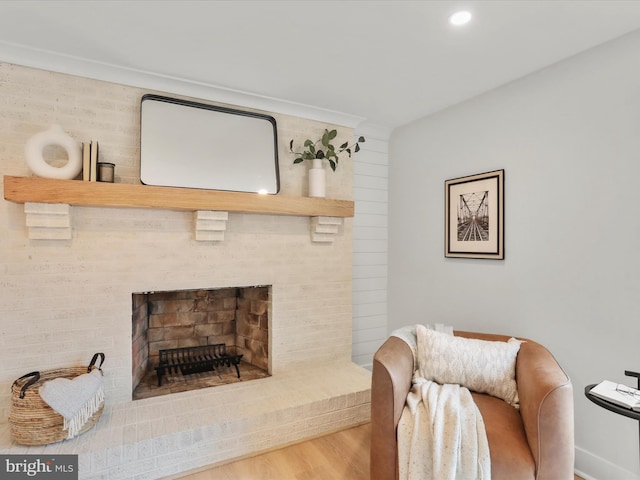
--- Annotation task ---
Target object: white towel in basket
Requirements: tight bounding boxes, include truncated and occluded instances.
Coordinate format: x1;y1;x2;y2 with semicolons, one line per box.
39;368;104;439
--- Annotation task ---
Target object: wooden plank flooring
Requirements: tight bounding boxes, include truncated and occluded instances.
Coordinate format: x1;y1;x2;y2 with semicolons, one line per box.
177;423;370;480
176;422;583;480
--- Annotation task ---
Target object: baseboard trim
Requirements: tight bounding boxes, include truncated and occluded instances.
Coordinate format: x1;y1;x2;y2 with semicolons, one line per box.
575;468;597;480
359;362;373;372
575;445;640;480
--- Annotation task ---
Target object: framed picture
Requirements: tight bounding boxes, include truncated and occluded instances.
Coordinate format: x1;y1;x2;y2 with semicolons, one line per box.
445;169;504;259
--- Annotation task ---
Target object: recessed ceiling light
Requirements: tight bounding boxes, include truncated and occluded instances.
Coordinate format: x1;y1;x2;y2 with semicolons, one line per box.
449;10;472;26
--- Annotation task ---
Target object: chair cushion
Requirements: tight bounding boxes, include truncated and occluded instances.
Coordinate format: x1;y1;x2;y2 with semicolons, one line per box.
416;326;522;407
472;392;536;480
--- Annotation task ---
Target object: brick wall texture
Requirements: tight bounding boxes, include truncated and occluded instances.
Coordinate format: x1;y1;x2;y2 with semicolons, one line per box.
0;62;372;480
131;293;149;391
0;61;354;414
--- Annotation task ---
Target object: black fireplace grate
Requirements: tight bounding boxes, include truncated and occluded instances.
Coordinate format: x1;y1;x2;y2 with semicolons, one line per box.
155;344;243;386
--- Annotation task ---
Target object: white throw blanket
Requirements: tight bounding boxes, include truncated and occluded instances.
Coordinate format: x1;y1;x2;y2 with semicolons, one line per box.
398;374;491;480
39;368;104;439
392;325;491;480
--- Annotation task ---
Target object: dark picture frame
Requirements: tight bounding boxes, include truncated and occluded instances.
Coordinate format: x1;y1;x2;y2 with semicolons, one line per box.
445;169;504;259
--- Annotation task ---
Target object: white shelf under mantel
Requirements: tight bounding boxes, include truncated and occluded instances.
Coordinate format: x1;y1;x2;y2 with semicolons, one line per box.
4;176;353;242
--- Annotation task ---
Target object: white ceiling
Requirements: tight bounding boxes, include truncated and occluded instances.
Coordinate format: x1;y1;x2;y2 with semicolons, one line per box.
1;1;640;130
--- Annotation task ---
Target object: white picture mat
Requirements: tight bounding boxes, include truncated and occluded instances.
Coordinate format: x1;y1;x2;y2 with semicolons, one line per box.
448;177;498;253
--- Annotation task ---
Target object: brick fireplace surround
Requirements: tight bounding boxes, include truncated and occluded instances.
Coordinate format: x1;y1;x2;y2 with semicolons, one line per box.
0;63;371;479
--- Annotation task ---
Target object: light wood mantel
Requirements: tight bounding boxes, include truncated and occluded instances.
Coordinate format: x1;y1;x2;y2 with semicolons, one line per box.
3;176;354;217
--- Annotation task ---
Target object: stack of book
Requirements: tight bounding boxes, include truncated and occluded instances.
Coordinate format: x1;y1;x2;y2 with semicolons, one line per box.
81;141;99;181
590;380;640;411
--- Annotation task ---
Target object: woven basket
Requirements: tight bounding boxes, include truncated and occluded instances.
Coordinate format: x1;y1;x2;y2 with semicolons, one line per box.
9;353;105;446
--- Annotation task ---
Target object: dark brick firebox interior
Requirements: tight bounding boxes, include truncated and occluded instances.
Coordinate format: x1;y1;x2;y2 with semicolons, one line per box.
132;286;270;400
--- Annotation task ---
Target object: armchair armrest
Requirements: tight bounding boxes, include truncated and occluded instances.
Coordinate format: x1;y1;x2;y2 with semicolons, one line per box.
371;336;414;480
516;340;574;480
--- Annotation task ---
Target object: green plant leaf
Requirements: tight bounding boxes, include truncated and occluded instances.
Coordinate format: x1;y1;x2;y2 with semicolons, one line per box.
291;131;364;172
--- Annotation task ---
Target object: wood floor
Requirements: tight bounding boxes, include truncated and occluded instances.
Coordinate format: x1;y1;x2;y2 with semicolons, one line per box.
177;423;370;480
176;422;584;480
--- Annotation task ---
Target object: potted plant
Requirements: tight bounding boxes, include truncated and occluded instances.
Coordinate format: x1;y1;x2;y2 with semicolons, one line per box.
289;129;365;197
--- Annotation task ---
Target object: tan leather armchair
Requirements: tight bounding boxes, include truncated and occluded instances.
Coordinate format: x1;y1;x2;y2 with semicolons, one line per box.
370;331;574;480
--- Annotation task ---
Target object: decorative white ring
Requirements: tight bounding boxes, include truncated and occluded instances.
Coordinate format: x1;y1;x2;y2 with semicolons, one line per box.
25;124;82;179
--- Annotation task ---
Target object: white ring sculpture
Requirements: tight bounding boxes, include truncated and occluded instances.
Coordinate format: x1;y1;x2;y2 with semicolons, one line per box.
25;124;82;179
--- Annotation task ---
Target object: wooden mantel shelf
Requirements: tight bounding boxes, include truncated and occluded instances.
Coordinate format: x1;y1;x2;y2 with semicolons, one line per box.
3;176;354;218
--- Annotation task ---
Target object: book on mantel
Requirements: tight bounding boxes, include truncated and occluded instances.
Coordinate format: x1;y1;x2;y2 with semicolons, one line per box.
81;141;99;181
590;380;640;411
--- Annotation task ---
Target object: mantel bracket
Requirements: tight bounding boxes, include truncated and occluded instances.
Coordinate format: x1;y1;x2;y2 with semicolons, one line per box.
24;202;72;240
194;211;228;242
311;216;343;243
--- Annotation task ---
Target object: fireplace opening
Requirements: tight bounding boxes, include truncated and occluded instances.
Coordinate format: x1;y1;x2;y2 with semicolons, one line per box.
132;285;270;400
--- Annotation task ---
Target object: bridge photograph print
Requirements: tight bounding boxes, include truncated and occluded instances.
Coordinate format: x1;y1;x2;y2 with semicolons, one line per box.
445;169;504;260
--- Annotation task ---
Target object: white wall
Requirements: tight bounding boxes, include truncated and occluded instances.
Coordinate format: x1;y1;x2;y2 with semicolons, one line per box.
352;126;390;369
389;29;640;480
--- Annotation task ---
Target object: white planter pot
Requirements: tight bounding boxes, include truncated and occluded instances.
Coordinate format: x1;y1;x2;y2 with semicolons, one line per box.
308;158;326;198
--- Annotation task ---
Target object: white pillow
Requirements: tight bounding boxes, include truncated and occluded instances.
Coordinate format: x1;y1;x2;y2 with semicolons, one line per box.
416;325;523;408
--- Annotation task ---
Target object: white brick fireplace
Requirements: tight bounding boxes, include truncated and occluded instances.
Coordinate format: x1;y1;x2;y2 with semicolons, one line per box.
0;63;371;479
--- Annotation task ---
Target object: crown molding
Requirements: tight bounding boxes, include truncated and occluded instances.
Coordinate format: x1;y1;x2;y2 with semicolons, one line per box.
355;122;393;140
0;41;365;128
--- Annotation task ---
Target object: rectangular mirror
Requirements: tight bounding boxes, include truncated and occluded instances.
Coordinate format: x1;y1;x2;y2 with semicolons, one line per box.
140;94;280;194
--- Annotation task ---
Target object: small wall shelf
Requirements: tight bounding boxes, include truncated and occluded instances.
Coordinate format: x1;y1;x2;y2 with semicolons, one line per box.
3;176;354;217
